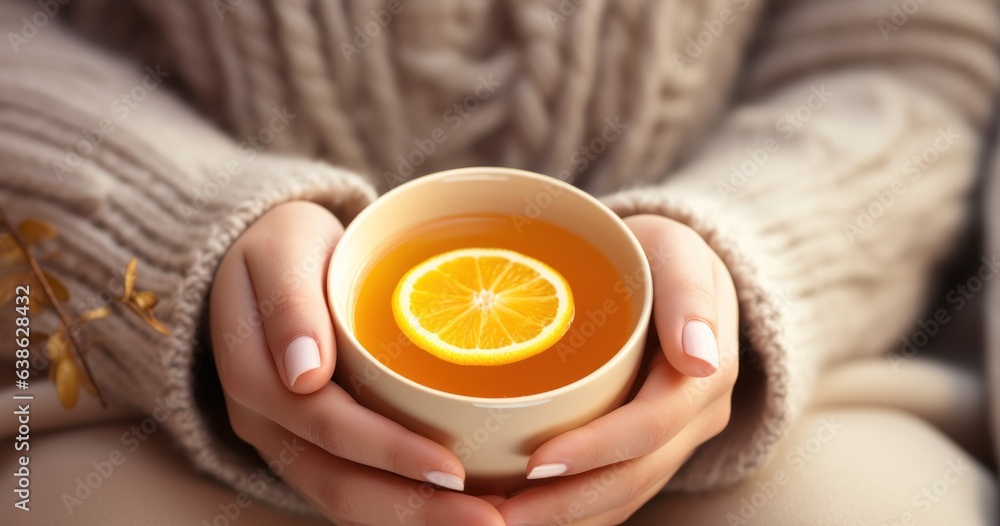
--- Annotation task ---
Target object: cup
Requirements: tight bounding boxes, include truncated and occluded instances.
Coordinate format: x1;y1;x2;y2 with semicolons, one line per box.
327;167;653;495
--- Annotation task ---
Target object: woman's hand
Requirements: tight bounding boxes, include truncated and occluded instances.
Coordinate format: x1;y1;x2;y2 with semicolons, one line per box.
496;214;740;525
210;202;504;526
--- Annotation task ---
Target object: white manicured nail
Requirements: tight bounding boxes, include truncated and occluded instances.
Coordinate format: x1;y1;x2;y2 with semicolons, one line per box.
682;320;719;373
527;463;568;480
425;470;465;491
284;336;321;387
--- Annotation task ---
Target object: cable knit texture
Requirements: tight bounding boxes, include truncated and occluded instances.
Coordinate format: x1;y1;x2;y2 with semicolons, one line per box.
1;0;997;513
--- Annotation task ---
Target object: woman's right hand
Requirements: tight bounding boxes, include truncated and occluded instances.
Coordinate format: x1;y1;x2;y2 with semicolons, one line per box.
209;201;504;525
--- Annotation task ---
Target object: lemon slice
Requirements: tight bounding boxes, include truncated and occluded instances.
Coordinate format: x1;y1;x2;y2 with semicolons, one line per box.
391;248;574;366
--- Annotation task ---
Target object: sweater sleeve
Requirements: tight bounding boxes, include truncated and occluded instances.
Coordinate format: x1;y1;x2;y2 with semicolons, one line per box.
601;0;1000;491
0;1;375;510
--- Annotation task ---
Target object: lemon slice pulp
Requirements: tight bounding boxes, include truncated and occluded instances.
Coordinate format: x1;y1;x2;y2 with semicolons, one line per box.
391;248;574;366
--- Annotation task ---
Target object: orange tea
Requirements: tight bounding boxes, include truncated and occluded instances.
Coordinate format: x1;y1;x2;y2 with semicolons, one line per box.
353;213;631;397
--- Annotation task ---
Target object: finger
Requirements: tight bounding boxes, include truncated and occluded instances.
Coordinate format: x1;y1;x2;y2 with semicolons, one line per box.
479;495;507;507
569;476;669;526
500;417;704;526
243;201;342;393
248;415;504;526
226;379;468;490
527;352;707;479
624;215;720;377
214;257;467;490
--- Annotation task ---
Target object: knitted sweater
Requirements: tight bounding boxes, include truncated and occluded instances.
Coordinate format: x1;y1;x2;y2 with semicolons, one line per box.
1;0;997;512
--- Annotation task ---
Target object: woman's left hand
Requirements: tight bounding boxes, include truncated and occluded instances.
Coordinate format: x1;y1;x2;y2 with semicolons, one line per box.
495;214;740;525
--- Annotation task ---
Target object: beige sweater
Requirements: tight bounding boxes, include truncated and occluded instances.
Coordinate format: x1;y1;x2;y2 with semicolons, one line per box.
1;0;998;512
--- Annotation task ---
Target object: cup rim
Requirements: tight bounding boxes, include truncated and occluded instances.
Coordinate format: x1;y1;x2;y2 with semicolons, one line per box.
329;166;653;404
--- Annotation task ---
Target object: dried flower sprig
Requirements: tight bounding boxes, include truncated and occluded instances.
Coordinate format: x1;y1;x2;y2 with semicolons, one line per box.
0;207;169;409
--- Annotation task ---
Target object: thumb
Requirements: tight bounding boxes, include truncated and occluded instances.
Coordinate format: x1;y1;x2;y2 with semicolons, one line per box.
625;215;721;378
242;202;342;394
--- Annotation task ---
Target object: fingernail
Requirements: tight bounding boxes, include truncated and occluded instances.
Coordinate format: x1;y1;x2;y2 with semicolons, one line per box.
284;336;321;387
425;470;465;492
527;463;567;480
683;320;719;373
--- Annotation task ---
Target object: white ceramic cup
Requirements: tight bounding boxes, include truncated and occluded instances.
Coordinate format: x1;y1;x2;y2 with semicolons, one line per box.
327;167;653;495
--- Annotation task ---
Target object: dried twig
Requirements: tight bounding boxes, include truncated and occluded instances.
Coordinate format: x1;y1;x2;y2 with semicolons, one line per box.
0;207;108;408
1;206;170;409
